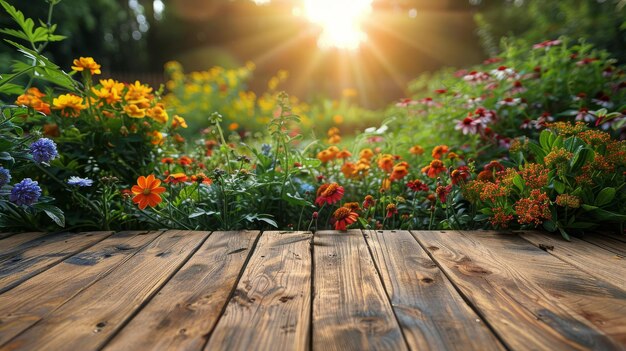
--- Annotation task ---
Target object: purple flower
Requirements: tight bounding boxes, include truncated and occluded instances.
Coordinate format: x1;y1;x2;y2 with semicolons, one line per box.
10;178;42;206
67;176;93;187
0;167;10;187
30;138;58;163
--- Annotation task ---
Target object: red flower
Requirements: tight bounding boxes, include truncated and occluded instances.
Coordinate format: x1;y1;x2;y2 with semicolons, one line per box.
362;195;376;209
178;156;193;166
436;185;452;203
161;157;174;164
451;166;471;185
315;183;344;206
407;179;428;192
333;207;359;231
421;160;446;178
386;203;398;218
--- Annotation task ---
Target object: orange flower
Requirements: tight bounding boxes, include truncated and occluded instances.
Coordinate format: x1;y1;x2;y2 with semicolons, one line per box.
124;104;146;118
377;154;395;173
332;207;359;231
341;162;357;178
191;173;213;185
15;88;51;115
362;195;375;209
148;130;163;145
317;149;334;163
359;148;374;160
315;183;344;206
131;175;166;209
389;163;409;181
422;159;446;178
336;149;352;159
431;145;449;159
146;103;169;123
172;115;188;129
229;122;239;131
327;127;340;137
328;134;341;144
71;57;101;75
165;173;188;184
179;156;193;166
161;157;174;164
409;145;424;155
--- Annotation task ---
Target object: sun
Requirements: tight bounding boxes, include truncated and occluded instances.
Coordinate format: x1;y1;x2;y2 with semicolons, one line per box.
302;0;373;50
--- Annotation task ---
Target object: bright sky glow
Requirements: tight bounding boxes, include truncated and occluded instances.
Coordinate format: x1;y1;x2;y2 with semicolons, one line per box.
303;0;373;50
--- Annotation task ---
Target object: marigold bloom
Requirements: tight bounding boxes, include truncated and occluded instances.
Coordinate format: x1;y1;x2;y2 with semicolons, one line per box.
92;86;122;105
327;127;340;137
422;159;446;178
409;145;424;155
341;162;357;178
147;103;169;123
165;173;188;184
124;104;146;118
359;148;374;160
333;207;359;231
172;115;188;128
131;175;166;210
71;57;101;75
377;154;395;173
125;81;153;108
386;203;398;218
15;88;51;115
315;183;344;206
343;202;361;212
336;149;352;159
191;173;213;185
390;164;409;181
431;145;449;159
328;134;341;144
148;130;163;145
362;195;375;209
52;94;86;117
317;150;334;163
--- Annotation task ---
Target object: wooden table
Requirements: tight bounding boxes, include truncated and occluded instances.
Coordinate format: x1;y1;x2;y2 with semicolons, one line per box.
0;229;625;350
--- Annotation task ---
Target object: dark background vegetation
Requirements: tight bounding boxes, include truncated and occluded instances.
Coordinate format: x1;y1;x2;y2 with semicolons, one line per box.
1;0;625;107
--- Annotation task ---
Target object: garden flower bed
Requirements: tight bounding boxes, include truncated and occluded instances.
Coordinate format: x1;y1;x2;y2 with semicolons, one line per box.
0;6;624;234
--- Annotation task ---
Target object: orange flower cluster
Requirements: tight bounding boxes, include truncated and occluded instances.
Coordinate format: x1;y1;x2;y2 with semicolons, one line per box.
15;87;51;115
327;127;341;144
514;189;551;225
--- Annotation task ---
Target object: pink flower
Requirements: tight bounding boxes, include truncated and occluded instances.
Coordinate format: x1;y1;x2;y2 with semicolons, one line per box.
396;98;417;107
455;116;480;135
532;39;562;49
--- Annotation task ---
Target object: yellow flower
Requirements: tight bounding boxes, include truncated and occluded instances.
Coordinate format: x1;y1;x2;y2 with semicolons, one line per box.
124;104;146;118
125;81;153;108
171;115;187;129
52;94;86;117
71;57;101;75
146;104;169;123
148;130;163;145
92;86;121;104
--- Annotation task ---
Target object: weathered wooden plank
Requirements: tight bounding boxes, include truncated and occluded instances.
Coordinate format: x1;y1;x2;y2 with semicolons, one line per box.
364;230;504;350
313;230;407;351
0;232;17;240
104;230;260;351
2;230;210;351
520;231;626;291
0;231;113;294
580;234;626;257
0;230;160;346
0;232;49;257
413;230;626;351
203;231;312;351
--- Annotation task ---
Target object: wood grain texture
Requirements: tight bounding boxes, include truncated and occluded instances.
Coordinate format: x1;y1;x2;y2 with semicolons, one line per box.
364;230;504;351
204;231;312;351
520;231;626;291
0;231;113;294
0;232;17;240
2;230;209;351
105;230;259;351
0;231;159;346
313;230;408;351
0;232;47;254
413;230;626;351
580;234;626;257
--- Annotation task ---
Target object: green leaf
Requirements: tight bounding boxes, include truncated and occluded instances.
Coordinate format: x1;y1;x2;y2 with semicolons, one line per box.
570;147;593;170
539;130;552;150
542;220;557;232
553;180;566;194
512;174;524;191
595;187;616;207
581;205;626;222
33;203;65;227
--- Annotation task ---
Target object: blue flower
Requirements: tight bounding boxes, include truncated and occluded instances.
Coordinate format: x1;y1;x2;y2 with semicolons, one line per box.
10;178;42;206
67;176;93;187
261;143;272;156
30;138;58;163
0;167;10;187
